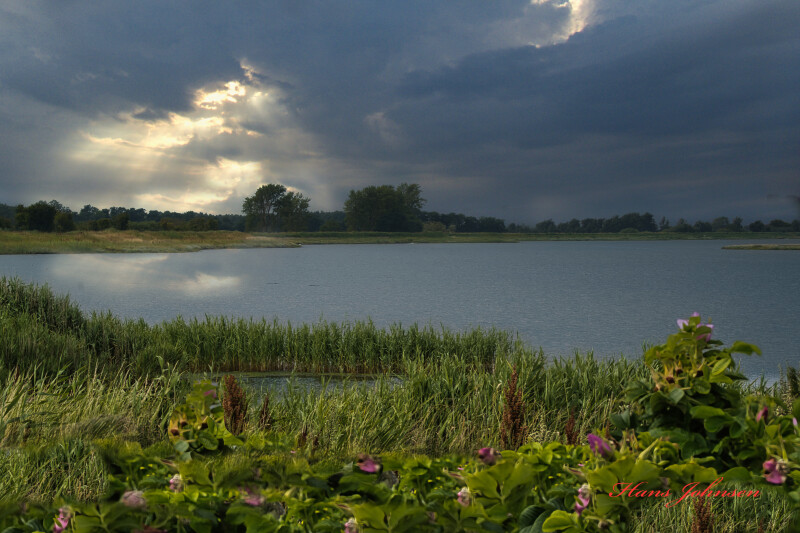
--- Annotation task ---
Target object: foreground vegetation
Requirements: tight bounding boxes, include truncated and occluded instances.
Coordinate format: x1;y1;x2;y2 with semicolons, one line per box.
2;279;800;531
1;229;799;254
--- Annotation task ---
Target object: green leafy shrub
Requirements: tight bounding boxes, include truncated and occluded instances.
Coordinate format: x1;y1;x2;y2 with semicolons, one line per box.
167;380;242;461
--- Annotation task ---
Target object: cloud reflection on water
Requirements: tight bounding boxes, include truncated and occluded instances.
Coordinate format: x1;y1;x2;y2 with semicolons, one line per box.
49;254;242;296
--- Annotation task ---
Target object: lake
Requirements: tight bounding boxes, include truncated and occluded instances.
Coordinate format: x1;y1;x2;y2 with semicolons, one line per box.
1;240;798;381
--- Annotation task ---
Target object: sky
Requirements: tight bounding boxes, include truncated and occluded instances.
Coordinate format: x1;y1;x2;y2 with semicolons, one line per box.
0;0;798;225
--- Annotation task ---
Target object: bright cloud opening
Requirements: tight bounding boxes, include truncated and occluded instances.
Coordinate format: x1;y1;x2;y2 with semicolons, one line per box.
62;61;324;213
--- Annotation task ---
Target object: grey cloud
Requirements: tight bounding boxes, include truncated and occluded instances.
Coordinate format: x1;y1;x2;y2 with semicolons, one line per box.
0;0;797;223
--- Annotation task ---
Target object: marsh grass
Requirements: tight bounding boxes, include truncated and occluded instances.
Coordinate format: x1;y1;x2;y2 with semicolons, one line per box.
210;351;644;458
0;276;530;375
0;364;185;502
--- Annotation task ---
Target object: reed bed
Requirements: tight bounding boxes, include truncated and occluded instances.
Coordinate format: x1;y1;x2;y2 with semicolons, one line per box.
0;276;530;375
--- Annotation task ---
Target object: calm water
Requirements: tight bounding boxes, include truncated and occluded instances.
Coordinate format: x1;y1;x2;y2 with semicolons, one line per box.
1;241;798;380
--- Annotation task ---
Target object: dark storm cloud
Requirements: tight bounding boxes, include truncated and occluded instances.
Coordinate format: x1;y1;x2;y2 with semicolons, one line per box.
0;0;797;222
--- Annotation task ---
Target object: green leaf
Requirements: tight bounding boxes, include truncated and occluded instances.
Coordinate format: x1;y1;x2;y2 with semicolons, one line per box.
502;462;535;500
711;358;731;375
351;504;388;531
610;411;632;430
586;467;618;492
541;510;577;532
467;471;501;500
729;421;747;438
197;430;219;451
628;461;660;483
729;342;761;356
174;439;190;453
690;406;726;419
519;505;545;527
703;416;729;434
668;388;685;405
520;509;550;533
387;504;430;532
721;467;752;482
693;378;711;395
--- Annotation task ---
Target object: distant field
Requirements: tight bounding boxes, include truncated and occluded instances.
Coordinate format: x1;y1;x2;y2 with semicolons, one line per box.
0;230;294;254
1;229;798;253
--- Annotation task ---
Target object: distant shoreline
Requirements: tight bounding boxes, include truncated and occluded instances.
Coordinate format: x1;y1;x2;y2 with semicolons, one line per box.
722;243;800;250
0;229;799;254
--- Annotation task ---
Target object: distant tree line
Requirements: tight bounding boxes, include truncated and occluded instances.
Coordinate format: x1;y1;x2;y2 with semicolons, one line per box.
3;201;245;232
2;186;799;234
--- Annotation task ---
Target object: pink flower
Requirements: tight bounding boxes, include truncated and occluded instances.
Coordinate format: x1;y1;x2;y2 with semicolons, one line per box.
240;486;265;506
203;389;217;399
763;458;788;485
756;406;768;423
344;518;358;533
766;469;787;485
356;454;380;473
169;474;182;492
587;434;613;458
477;447;499;466
457;487;471;507
697;324;714;342
120;490;146;509
677;312;699;330
574;484;591;515
53;507;70;533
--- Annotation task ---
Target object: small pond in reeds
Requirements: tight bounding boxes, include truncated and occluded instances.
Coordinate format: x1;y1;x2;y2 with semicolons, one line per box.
192;372;403;398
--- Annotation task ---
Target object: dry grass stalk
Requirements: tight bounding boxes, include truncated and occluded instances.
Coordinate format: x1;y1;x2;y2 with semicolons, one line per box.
222;375;248;435
691;497;714;533
257;393;272;431
500;366;527;450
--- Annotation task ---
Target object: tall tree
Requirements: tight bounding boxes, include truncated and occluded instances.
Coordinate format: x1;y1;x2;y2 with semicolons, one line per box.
16;201;57;231
242;184;287;232
344;183;425;232
277;191;311;231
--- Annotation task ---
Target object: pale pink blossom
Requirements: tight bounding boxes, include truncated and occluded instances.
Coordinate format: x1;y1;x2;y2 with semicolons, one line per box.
53;507;70;533
120;490;146;509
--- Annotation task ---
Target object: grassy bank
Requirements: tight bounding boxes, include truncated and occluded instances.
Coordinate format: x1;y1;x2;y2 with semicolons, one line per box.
285;230;800;244
0;230;295;254
2;229;799;254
